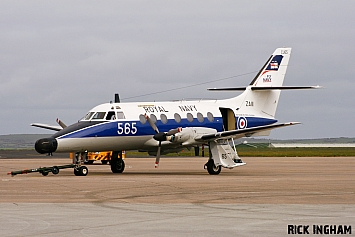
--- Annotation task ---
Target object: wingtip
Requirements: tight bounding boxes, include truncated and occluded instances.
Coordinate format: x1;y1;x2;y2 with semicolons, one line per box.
313;85;323;89
288;122;301;125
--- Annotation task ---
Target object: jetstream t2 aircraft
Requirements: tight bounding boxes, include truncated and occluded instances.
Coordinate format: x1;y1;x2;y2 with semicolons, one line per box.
32;47;319;176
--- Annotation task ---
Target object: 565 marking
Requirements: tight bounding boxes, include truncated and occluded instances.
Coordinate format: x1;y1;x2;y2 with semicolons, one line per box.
117;122;137;135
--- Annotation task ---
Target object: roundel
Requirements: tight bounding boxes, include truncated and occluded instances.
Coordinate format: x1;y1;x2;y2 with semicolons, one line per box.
237;117;247;129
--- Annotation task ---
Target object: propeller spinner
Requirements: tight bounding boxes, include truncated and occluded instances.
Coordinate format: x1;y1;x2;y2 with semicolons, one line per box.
144;114;182;168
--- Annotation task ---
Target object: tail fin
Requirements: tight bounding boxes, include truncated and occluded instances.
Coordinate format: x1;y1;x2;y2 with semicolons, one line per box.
208;47;320;118
239;47;292;118
249;48;291;87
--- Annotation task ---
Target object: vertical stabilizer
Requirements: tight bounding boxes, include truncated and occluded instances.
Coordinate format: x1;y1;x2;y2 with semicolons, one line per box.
239;48;291;118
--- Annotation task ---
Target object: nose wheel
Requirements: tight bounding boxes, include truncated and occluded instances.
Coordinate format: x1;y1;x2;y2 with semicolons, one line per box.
73;152;89;176
74;166;88;176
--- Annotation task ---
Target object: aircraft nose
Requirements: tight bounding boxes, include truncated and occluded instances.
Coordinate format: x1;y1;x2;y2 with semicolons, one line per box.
35;138;58;154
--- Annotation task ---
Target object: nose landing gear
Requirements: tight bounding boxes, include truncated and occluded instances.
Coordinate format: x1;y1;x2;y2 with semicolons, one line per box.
73;152;89;176
74;166;89;176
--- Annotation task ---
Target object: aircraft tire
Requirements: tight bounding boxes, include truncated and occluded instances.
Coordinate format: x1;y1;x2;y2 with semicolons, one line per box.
110;152;125;173
74;166;89;176
79;166;88;176
74;168;80;176
111;158;125;173
206;159;221;175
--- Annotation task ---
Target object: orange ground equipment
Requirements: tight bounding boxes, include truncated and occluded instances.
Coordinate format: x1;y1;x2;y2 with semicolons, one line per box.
70;151;125;164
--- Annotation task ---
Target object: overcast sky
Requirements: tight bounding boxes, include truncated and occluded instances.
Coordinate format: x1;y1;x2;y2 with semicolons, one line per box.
1;1;354;139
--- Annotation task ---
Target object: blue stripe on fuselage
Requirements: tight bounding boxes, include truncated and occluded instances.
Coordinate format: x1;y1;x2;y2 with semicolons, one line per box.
246;117;278;128
57;117;277;139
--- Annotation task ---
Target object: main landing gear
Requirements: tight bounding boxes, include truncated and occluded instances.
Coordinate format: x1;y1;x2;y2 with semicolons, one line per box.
110;151;125;173
204;159;221;175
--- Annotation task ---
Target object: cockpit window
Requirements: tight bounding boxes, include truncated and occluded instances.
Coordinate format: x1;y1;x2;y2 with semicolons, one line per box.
83;112;94;120
91;112;106;120
116;112;126;119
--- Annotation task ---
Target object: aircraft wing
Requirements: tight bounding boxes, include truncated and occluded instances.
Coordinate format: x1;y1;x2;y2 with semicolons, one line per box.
31;123;63;131
199;122;300;141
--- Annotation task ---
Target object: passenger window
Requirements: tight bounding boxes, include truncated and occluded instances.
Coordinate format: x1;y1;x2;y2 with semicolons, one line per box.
139;114;146;124
106;111;116;120
92;112;106;119
207;112;214;122
174;113;181;123
160;114;168;124
197;112;204;123
116;112;126;119
187;113;194;122
150;114;157;123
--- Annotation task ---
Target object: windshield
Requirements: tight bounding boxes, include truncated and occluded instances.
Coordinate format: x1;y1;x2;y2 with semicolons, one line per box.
91;112;106;120
83;112;94;120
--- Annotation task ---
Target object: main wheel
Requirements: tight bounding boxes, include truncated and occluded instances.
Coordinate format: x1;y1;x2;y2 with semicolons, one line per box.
206;159;221;175
110;151;125;173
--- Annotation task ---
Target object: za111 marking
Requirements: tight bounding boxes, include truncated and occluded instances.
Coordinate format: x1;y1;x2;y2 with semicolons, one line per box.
245;100;254;106
117;122;138;135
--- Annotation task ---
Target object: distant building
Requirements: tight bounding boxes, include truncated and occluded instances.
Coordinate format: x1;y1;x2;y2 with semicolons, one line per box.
270;143;355;148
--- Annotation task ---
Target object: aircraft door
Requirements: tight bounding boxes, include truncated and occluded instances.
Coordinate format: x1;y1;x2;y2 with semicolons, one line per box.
219;108;236;131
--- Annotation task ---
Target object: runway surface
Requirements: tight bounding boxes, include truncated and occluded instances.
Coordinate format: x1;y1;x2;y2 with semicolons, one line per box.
1;157;354;236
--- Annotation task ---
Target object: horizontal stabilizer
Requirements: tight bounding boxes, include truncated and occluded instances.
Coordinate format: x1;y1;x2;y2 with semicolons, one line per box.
200;122;300;141
208;86;321;91
31;123;62;131
208;87;246;91
251;85;322;90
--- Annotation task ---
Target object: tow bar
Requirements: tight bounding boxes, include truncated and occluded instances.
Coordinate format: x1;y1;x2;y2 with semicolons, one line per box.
7;164;88;176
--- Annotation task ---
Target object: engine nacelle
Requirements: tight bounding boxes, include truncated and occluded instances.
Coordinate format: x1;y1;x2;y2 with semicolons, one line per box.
168;127;217;145
167;128;194;144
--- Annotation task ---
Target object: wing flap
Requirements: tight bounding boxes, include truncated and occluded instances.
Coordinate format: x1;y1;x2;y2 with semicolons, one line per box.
200;122;300;141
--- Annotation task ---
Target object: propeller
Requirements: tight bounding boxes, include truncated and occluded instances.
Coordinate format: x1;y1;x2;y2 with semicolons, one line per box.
56;118;67;128
144;114;182;168
144;114;159;133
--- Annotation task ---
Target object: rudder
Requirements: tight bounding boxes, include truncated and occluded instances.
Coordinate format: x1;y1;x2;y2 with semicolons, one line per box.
239;48;292;118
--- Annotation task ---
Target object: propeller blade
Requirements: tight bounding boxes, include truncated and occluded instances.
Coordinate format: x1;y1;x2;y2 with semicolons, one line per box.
56;118;67;128
155;141;161;168
166;127;182;135
145;114;159;133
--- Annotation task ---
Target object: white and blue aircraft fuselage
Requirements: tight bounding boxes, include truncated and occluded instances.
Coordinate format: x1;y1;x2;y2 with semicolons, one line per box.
32;48;319;175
